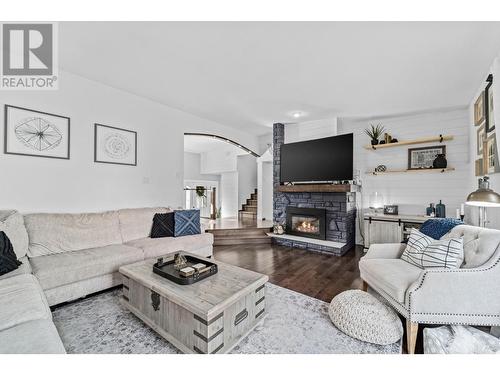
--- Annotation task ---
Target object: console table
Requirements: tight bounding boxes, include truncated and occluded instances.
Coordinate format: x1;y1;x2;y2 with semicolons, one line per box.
363;213;428;249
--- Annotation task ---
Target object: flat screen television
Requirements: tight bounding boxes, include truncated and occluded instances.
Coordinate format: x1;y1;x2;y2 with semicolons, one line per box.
280;133;353;183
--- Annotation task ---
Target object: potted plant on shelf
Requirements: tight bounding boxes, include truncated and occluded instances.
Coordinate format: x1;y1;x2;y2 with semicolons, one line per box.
364;124;385;145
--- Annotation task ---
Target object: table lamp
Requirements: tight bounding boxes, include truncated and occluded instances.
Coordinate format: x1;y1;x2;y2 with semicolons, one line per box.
466;176;500;227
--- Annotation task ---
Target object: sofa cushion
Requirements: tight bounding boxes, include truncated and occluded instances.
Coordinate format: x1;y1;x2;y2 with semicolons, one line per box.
30;244;144;290
118;207;170;243
126;233;213;259
0;274;51;331
442;225;500;268
174;209;201;237
24;211;123;257
0;319;66;354
359;258;422;303
0;256;32;281
150;212;175;238
0;231;22;276
0;210;29;259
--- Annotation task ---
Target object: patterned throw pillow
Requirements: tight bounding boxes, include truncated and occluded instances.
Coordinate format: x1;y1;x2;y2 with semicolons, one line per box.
0;231;22;276
150;213;175;238
174;210;201;237
401;228;464;269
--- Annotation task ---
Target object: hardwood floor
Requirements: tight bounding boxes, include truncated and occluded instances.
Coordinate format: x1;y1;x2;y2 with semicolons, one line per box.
213;243;364;303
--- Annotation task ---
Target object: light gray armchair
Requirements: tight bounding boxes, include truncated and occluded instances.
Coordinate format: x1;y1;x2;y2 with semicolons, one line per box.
359;224;500;354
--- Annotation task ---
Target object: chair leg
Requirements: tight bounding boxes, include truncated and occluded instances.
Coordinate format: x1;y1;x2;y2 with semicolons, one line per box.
406;320;418;354
361;280;368;292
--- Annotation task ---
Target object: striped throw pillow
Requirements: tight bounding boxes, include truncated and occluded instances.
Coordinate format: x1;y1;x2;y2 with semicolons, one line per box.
401;228;464;269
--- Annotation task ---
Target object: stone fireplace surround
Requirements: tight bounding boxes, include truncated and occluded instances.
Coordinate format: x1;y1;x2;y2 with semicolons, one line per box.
272;123;356;256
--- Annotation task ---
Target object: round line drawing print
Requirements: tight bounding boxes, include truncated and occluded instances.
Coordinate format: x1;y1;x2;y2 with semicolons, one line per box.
102;133;131;159
15;117;63;151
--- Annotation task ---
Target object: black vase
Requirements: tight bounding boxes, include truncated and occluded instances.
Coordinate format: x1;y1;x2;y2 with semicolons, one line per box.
371;139;379;145
433;154;447;169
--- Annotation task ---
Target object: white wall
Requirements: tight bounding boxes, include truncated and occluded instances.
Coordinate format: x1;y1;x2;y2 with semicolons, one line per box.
258;132;273;155
237;155;258;208
220;171;239;217
284;118;338;144
184;152;220;182
0;70;258;213
339;107;471;243
200;149;238;174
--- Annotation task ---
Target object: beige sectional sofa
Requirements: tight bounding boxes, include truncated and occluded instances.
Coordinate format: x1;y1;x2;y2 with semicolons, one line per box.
0;207;213;354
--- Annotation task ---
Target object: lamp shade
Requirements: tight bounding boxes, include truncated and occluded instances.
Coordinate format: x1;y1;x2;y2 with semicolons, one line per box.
466;176;500;207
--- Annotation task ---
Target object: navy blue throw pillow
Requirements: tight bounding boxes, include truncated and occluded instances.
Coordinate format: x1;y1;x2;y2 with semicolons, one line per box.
174;210;201;237
150;212;175;238
419;218;463;240
0;231;22;276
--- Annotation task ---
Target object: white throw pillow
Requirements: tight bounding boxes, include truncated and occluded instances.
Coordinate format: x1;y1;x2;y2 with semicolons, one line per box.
401;228;464;269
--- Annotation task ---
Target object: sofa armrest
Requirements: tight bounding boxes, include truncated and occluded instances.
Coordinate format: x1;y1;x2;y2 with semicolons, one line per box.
407;259;500;324
363;243;406;260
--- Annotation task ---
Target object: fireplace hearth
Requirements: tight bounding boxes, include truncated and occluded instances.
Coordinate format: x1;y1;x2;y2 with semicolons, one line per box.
286;207;326;240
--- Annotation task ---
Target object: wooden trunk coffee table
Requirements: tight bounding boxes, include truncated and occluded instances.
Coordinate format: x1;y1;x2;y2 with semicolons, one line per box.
119;252;268;354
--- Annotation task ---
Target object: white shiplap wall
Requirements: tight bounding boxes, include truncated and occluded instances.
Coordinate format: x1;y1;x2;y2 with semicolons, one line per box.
339;107;471;243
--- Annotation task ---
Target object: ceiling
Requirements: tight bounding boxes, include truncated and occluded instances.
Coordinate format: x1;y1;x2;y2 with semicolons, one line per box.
184;134;249;155
59;22;500;136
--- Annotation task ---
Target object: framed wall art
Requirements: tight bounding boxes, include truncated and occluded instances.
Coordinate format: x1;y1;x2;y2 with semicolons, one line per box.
477;123;486;156
486;132;500;174
474;91;485;126
407;145;446;170
94;123;137;166
4;104;70;159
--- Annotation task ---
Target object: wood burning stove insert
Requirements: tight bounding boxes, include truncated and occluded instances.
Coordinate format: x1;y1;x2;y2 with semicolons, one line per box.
285;207;326;240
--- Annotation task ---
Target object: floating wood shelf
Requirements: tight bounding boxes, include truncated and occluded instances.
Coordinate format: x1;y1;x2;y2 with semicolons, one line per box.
363;135;454;150
366;167;455;175
277;183;360;193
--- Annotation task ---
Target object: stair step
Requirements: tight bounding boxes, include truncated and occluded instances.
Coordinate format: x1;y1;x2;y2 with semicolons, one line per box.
250;193;257;200
242;205;257;212
246;199;257;206
239;211;257;219
208;229;271;237
214;237;271;246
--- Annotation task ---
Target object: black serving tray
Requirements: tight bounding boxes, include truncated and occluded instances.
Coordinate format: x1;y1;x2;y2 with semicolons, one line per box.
153;254;218;285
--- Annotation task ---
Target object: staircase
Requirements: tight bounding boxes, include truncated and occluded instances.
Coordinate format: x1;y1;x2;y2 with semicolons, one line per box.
239;188;258;220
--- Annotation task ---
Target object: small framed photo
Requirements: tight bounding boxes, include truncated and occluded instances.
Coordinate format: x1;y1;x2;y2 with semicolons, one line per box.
477;123;486;156
4;104;70;159
408;145;446;170
383;205;399;215
94;123;137;166
474;91;485;126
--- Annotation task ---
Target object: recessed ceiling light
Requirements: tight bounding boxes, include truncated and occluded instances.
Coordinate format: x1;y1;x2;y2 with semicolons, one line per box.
292;112;302;118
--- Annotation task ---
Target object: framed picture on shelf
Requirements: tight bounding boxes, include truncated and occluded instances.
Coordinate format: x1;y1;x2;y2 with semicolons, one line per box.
94;123;137;166
474;91;485;126
477;123;486;156
4;104;70;160
407;145;446;170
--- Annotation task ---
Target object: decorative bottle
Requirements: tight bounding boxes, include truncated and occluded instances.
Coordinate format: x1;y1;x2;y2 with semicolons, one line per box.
426;203;435;216
436;200;446;218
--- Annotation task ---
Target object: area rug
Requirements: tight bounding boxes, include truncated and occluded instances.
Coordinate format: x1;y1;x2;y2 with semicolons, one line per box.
52;283;402;354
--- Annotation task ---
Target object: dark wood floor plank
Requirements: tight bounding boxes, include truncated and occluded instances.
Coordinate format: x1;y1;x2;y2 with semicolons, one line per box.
213;243;364;303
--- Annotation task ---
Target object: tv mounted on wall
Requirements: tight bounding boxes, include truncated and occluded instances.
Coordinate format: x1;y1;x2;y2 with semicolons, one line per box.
280;133;353;183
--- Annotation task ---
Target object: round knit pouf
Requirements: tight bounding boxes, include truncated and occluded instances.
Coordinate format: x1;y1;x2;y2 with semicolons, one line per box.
328;290;403;345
